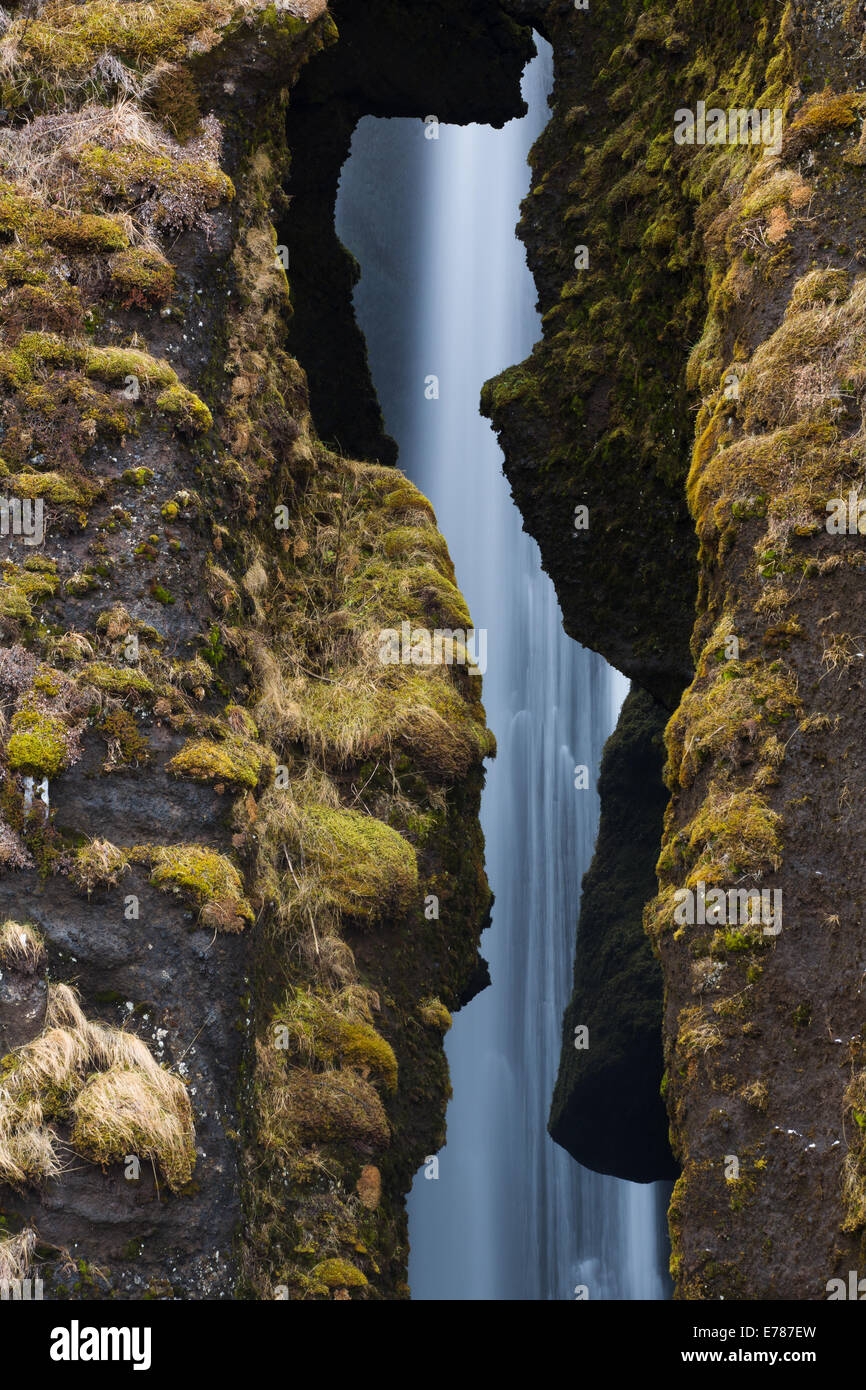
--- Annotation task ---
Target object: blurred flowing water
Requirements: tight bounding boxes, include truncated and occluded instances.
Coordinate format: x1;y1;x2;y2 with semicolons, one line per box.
336;38;670;1301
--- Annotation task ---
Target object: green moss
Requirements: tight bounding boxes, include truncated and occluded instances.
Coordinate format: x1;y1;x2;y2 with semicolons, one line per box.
418;997;452;1032
154;383;213;433
285;664;493;779
33;666;63;696
109;248;175;309
64;571;98;598
76;143;233;212
738;169;810;220
142;843;253;929
290;804;418;925
6;704;72;777
99;710;150;769
0;585;33;625
80;664;155;699
683;787;783;889
0;330;81;387
381;525;454;576
345;560;470;629
17;0;220;73
0;245;51;289
275;988;397;1091
0;186;128;253
167;737;268;790
665;622;801;790
309;1258;367;1290
122;467;154;489
84;347;176;388
382;484;436;519
3;562;58;603
201;624;225;667
145;62;202;140
709;926;767;957
783;89;863;160
8;472;91;507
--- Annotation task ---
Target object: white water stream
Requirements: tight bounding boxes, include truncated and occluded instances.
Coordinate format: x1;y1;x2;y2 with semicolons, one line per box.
336;39;670;1301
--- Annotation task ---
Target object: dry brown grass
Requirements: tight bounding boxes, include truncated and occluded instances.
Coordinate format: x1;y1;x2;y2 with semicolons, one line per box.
0;918;44;973
0;1227;36;1285
677;1004;724;1058
820;631;864;677
0;97;229;245
0;982;194;1190
70;837;129;893
842;1149;866;1231
71;1064;194;1191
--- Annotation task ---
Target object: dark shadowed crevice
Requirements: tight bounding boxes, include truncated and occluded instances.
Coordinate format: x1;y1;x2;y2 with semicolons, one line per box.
281;0;534;463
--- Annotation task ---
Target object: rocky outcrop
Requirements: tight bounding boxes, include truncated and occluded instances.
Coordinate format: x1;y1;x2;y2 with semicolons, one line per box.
549;686;676;1184
283;0;533;465
0;0;531;1300
497;0;866;1298
485;1;703;707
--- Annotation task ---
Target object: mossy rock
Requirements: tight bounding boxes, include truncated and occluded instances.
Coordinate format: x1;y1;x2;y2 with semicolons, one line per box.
167;737;270;790
6;704;72;777
272;1066;390;1151
155;383;213;434
142;843;253;930
8;472;92;507
71;839;130;893
418;997;452;1032
275;988;397;1091
16;0;220;74
109;248;175;308
293;805;418;925
310;1258;367;1289
80;664;155;700
285;663;493;779
683;787;783;888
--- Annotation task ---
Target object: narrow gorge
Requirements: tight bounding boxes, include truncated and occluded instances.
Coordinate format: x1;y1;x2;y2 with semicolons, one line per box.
0;0;864;1311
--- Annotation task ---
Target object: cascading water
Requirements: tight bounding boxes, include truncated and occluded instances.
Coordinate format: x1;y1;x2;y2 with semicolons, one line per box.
336;38;670;1301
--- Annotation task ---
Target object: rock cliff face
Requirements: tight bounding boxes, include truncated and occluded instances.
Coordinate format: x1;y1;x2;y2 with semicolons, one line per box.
493;0;866;1297
3;0;861;1305
549;686;676;1184
0;0;532;1299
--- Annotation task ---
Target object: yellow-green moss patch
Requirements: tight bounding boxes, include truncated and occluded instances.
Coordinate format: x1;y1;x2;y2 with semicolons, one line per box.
141;843;253;929
275;988;397;1091
289;804;418;925
167;737;269;790
79;664;155;699
310;1257;367;1289
6;704;73;777
418;997;452;1032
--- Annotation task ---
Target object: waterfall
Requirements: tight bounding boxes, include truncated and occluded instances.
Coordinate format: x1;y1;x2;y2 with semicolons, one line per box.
336;38;669;1301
